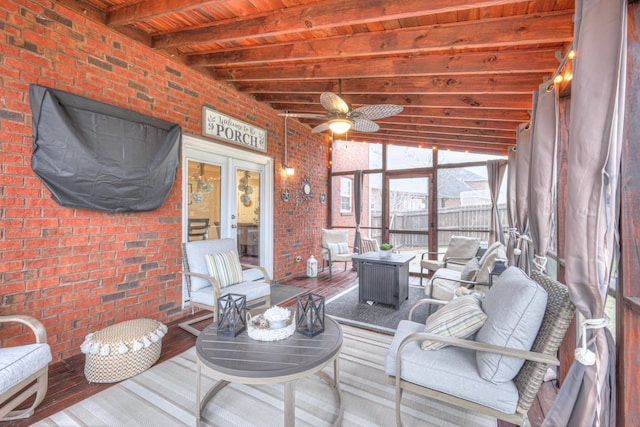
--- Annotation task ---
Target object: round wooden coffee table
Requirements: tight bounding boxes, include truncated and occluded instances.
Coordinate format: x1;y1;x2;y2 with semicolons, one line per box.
195;316;343;426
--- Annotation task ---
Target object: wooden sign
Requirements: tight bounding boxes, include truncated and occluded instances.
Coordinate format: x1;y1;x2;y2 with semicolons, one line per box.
202;107;267;152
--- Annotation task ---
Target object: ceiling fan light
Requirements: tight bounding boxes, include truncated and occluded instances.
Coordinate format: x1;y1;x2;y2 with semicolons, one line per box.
328;118;352;134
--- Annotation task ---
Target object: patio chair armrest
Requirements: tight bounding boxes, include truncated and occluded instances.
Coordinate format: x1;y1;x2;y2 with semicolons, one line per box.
408;298;448;321
240;263;272;283
442;256;475;267
420;251;446;261
0;315;48;344
431;276;477;287
180;270;222;298
397;332;559;366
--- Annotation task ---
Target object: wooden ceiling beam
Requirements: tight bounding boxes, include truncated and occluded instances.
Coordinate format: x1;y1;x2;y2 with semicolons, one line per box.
213;49;561;81
255;92;533;110
107;1;218;27
234;74;545;95
358;133;512;154
272;103;531;122
186;12;573;66
151;0;531;49
358;124;514;140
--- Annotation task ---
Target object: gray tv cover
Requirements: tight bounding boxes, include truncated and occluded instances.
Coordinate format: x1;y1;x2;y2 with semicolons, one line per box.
29;84;181;212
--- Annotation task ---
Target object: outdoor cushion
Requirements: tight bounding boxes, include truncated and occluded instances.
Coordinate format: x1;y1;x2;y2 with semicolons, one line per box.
421;294;487;350
190;279;271;306
475;267;548;383
460;258;481;281
205;250;244;289
385;320;519;414
0;343;51;395
327;242;350;255
184;238;237;291
426;268;465;300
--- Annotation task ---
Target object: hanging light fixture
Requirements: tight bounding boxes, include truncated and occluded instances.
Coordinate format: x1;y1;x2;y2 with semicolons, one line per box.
283;114;295;176
328;118;352;134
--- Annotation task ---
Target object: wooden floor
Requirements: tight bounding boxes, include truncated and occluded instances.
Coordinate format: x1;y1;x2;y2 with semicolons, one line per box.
6;267;556;427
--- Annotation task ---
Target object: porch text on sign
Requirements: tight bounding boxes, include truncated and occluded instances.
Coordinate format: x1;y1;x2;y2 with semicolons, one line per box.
202;107;267;152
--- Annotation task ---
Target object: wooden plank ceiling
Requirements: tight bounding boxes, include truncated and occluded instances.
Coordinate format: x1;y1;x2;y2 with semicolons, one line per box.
60;0;575;155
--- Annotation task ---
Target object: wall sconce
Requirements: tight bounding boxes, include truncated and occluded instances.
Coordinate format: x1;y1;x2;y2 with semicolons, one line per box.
283;114;295;176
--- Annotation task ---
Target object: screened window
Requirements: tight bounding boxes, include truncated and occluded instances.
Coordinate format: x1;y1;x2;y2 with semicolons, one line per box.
340;177;353;213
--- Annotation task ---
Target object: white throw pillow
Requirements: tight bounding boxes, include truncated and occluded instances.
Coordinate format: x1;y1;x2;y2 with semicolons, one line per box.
421;294;487;351
327;242;349;255
205;250;244;289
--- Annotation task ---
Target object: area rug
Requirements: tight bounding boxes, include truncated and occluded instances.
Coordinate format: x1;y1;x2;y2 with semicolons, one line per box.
325;285;432;334
270;283;307;306
34;325;496;427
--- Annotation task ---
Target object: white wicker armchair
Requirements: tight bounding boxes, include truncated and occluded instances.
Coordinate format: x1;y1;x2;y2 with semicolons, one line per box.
0;315;52;421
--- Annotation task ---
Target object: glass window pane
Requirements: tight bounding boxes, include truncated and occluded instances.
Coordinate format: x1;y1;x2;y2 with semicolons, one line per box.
387;145;433;170
236;169;260;265
188;161;221;240
331;175;354;226
438;150;505;165
437;165;507;243
331;139;382;172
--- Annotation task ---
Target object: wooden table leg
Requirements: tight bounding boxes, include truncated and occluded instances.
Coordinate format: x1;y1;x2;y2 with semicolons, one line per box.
284;380;295;427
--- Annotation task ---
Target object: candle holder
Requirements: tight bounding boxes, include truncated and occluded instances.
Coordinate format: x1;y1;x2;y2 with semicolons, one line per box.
296;293;325;337
216;293;246;337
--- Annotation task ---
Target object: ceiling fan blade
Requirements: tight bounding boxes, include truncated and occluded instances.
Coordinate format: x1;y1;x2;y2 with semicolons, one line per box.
320;92;350;115
278;112;328;119
351;104;403;121
352;118;379;133
311;122;331;133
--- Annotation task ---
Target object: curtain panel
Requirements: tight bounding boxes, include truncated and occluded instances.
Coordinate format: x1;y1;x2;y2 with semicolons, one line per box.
543;0;626;425
528;81;559;273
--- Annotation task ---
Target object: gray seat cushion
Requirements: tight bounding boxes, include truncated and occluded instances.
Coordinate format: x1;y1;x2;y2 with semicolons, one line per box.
475;266;548;383
385;320;519;414
191;280;270;306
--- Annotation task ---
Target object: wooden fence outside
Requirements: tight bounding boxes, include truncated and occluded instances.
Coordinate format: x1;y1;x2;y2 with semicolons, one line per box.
365;203;507;247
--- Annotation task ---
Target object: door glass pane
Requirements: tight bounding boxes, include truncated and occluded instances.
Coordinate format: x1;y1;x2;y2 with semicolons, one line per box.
362;173;382;243
187;161;220;241
388;176;429;273
236;169;260;266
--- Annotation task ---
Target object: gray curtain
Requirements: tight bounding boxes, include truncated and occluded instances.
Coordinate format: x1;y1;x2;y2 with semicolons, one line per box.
514;122;533;274
528;81;558;273
543;0;626;425
486;159;507;245
506;147;518;265
353;170;363;254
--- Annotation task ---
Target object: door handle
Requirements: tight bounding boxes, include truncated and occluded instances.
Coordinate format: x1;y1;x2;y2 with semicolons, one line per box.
231;224;237;229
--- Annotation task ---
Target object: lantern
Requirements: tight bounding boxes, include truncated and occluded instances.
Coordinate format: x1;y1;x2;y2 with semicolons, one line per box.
306;255;318;278
296;293;325;337
216;293;246;337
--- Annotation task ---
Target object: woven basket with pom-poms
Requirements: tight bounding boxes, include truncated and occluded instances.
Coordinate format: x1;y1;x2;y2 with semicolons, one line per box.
81;319;167;383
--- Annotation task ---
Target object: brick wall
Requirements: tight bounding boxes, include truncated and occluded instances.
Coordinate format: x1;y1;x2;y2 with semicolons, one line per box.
0;0;329;361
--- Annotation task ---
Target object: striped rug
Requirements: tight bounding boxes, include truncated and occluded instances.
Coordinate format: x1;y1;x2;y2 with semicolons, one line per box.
34;325;496;427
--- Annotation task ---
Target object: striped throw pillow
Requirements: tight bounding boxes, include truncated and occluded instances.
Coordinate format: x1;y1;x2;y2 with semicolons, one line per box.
205;250;244;289
421;294;487;351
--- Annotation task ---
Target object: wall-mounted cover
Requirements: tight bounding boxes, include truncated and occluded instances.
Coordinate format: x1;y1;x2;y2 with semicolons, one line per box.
29;84;181;212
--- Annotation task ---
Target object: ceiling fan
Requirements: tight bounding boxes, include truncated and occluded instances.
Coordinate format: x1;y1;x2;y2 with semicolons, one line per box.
279;82;403;135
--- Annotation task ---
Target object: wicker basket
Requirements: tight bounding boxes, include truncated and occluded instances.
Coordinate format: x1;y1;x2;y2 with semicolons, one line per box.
81;319;167;383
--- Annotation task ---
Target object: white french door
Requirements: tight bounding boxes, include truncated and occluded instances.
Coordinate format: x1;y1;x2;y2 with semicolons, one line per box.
182;135;273;276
